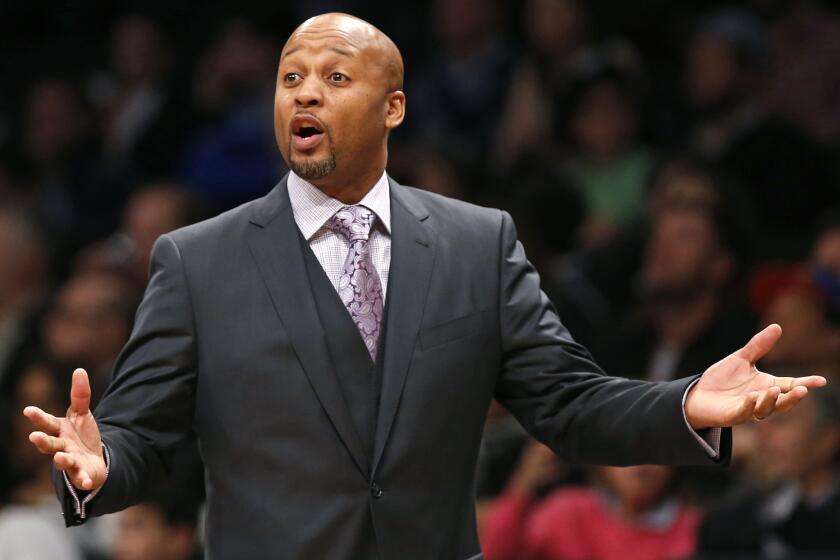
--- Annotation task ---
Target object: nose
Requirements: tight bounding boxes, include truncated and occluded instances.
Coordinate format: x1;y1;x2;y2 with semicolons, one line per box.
294;76;323;108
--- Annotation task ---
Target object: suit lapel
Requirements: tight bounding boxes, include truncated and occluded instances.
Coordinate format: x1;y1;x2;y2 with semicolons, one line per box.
246;176;370;479
372;179;437;475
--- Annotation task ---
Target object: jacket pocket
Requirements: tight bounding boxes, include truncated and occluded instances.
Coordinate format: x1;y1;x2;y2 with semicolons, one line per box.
419;310;485;351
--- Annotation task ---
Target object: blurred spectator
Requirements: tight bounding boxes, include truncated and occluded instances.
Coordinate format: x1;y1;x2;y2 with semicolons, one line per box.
0;211;49;392
23;79;125;246
483;450;697;560
93;16;167;159
475;401;531;530
110;420;205;560
491;0;590;171
746;216;840;379
388;145;467;201
594;165;755;381
0;362;81;560
89;15;183;181
685;8;836;259
759;281;840;379
698;386;840;558
180;19;283;210
0;152;37;208
562;52;652;247
810;215;840;318
77;181;207;287
407;0;515;175
754;0;840;143
113;475;204;560
500;165;596;344
42;271;139;406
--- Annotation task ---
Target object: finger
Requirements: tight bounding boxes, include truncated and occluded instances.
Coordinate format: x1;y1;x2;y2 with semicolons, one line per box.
28;432;66;455
53;451;77;471
790;375;828;391
70;368;92;416
736;391;760;423
22;406;61;435
753;386;781;419
774;386;809;414
736;324;782;364
75;470;94;490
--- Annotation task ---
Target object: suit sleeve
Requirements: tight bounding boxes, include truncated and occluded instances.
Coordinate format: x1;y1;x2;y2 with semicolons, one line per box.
492;211;731;466
54;233;199;524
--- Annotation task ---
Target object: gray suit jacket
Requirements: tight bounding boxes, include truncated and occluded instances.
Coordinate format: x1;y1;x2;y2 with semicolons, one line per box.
56;175;730;559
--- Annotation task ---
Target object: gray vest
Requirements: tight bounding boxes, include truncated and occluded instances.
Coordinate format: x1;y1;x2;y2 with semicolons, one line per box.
298;231;389;559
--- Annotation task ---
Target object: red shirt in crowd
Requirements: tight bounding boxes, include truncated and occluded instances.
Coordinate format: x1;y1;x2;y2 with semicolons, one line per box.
481;487;699;560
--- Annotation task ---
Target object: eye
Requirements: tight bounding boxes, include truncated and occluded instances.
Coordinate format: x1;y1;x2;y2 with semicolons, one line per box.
329;72;348;83
283;72;301;84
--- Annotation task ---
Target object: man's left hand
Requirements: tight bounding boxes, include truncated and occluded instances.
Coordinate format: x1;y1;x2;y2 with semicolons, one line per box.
685;324;827;429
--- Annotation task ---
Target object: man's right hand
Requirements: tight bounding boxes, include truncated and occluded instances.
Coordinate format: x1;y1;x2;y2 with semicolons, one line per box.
23;368;106;491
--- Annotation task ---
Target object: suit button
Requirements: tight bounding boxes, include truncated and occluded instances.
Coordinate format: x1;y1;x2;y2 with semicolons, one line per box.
370;482;383;499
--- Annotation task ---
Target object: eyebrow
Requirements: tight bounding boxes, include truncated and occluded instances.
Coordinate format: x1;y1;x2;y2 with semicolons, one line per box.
281;45;356;60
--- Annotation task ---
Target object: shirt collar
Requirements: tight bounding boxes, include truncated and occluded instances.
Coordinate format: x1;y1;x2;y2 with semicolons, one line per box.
287;170;391;240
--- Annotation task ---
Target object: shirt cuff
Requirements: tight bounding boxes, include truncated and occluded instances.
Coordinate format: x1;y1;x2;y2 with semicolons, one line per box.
63;443;110;520
682;378;721;459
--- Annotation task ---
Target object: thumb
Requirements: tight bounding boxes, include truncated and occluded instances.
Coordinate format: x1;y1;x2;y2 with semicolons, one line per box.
70;368;92;416
736;324;782;364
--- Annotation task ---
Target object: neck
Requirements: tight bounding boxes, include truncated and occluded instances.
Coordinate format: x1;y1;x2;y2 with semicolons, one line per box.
308;156;386;204
616;495;661;524
652;291;718;347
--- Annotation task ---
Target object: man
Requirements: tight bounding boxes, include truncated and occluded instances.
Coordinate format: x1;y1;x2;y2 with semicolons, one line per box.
0;210;49;393
698;386;840;557
685;9;835;260
76;182;206;287
596;188;755;382
23;13;826;560
42;271;140;407
112;445;204;560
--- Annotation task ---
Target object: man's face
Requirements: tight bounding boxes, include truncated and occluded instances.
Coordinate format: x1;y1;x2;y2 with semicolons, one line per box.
687;36;738;108
598;465;674;513
274;22;395;185
762;290;832;369
642;208;725;300
756;398;839;480
115;505;193;560
43;275;129;367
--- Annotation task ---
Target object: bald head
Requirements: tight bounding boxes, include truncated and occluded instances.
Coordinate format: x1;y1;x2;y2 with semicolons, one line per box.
282;13;404;91
275;13;407;199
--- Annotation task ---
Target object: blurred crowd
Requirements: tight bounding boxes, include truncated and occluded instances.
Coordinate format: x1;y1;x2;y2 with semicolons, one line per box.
1;0;840;558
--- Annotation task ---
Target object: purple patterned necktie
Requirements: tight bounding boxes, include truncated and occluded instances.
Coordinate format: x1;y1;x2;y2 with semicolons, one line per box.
327;205;385;360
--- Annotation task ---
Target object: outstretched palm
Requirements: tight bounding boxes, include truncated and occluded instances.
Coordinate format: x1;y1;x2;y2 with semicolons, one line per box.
685;324;828;429
23;368;107;491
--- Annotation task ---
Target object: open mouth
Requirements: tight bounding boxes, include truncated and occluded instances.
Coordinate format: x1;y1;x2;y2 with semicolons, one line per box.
292;116;324;138
296;125;322;138
291;116;326;151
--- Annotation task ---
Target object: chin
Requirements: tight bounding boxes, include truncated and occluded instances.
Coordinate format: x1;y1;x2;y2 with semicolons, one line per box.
290;151;337;181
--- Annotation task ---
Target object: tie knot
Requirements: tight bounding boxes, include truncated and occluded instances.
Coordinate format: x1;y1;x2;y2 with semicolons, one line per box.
328;205;376;241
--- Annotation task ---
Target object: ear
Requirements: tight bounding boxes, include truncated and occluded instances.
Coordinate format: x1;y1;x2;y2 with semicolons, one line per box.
385;90;406;130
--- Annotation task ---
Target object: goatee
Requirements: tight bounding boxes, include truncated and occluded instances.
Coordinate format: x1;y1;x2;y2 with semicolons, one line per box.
290;144;337;180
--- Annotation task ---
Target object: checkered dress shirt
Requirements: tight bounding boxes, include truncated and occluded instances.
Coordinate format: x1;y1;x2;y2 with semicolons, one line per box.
287;170;392;301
